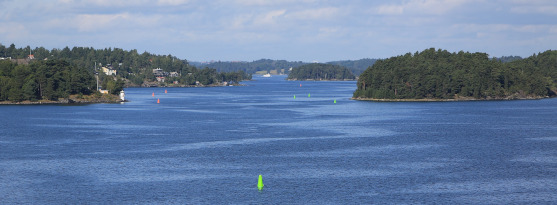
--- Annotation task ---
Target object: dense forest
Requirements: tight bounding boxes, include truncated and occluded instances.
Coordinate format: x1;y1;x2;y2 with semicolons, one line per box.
354;48;557;100
0;59;96;102
287;63;356;81
0;43;252;102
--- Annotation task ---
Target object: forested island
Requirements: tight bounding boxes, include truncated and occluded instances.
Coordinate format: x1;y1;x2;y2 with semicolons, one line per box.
287;63;356;81
0;43;252;104
353;48;557;101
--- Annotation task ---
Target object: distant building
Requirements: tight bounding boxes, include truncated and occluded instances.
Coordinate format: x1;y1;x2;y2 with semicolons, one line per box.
102;66;117;75
156;77;165;82
169;72;180;77
153;68;169;77
99;90;109;94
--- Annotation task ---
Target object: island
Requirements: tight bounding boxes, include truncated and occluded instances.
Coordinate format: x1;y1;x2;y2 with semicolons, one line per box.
353;48;557;101
287;63;356;81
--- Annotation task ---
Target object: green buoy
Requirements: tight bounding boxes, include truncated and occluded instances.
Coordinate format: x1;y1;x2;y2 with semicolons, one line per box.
308;93;311;98
258;175;264;191
294;95;296;99
334;99;336;104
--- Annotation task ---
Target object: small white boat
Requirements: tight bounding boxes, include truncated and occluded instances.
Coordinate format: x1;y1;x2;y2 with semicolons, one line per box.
262;73;271;77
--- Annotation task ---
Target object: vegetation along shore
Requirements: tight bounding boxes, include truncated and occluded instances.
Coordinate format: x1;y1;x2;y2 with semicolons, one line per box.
353;48;557;101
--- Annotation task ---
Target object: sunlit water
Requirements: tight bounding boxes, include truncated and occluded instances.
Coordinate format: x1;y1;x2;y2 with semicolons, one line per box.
1;76;557;204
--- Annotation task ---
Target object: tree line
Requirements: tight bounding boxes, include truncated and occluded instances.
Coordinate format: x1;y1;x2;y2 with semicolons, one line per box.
0;59;94;101
193;59;306;74
287;63;356;80
192;58;378;76
354;48;557;100
0;43;252;102
326;58;377;76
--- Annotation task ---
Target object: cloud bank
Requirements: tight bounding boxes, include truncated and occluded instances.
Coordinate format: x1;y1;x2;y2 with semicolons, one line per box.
1;0;556;61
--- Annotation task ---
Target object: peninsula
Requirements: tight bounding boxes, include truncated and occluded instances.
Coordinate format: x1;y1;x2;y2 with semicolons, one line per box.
0;44;252;104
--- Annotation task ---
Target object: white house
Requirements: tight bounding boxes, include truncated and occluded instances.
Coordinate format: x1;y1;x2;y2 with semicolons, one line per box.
102;67;117;75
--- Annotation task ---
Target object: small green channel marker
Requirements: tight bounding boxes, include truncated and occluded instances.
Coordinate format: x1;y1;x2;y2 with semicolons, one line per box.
258;175;264;191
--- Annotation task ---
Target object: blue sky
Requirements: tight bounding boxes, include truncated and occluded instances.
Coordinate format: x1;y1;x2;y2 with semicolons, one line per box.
1;0;556;62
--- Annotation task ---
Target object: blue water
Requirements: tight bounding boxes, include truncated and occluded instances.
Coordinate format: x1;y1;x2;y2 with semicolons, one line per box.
1;75;557;204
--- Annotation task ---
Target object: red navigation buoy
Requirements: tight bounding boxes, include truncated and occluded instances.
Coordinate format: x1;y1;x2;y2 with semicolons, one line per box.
157;98;160;104
165;89;167;94
152;92;155;97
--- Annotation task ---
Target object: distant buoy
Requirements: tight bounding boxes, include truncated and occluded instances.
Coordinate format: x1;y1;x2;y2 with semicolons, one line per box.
308;93;310;98
165;89;167;94
152;92;155;97
334;99;336;104
157;98;160;104
300;84;302;87
294;95;296;99
257;175;264;191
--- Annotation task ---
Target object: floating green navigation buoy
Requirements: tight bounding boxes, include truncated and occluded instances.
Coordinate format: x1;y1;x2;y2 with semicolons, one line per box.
334;99;336;104
294;95;296;99
258;175;264;191
308;93;311;98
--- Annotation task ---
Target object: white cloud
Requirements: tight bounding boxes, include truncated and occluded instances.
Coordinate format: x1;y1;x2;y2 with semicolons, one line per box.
75;13;131;32
253;9;286;26
231;0;317;6
0;22;29;41
1;0;557;61
157;0;191;6
510;6;557;15
375;0;473;15
376;5;404;15
454;23;557;34
286;7;340;20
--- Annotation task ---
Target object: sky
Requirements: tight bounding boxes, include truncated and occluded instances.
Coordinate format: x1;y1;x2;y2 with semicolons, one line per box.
1;0;556;62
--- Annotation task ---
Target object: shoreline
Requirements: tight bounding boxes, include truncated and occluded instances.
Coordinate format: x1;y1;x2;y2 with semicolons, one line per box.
286;79;356;81
0;94;125;105
351;96;551;102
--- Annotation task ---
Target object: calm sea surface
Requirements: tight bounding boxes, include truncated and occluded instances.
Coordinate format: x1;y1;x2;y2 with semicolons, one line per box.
1;76;557;204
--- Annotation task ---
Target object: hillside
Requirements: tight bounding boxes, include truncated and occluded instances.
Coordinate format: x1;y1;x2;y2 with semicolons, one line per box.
0;43;251;89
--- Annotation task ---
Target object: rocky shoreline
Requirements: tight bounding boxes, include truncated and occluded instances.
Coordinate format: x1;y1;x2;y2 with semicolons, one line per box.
0;94;125;105
351;95;550;102
287;79;356;81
